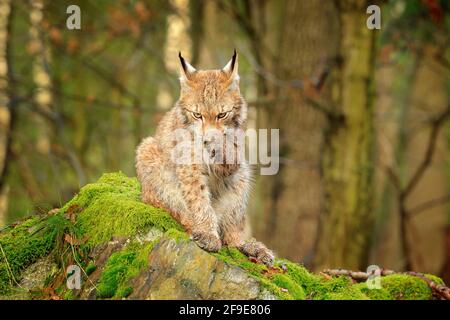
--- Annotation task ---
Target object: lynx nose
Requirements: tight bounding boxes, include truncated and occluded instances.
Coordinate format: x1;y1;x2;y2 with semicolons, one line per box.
202;137;217;159
203;139;215;158
203;136;215;147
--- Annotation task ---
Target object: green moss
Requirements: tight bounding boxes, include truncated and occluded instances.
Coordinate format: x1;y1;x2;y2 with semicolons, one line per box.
85;262;97;276
279;261;369;300
96;251;135;298
277;260;320;295
321;277;369;300
96;241;156;299
0;215;69;294
358;274;433;300
64;290;74;300
214;247;267;275
212;250;372;300
326;290;370;300
116;286;133;298
353;283;391;300
424;273;445;285
1;172;183;296
382;274;433;300
164;228;189;243
271;274;306;299
0;288;31;300
61;172;182;247
213;249;302;299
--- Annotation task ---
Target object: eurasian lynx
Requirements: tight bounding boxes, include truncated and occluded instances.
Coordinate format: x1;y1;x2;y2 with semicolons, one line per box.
135;51;274;266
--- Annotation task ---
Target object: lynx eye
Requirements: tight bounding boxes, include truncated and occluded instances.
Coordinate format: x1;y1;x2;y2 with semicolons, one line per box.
217;112;228;119
192;112;202;119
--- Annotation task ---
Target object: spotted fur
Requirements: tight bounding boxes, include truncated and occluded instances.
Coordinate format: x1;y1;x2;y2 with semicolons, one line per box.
136;52;274;265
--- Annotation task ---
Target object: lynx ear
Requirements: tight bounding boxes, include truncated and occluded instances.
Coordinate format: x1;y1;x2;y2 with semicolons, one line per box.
178;52;196;83
222;49;239;83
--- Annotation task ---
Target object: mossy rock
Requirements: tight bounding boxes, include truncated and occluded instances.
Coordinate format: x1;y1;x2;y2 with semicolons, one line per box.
0;172;445;300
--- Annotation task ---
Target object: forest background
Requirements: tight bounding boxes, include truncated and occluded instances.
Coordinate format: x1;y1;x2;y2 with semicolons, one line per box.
0;0;449;283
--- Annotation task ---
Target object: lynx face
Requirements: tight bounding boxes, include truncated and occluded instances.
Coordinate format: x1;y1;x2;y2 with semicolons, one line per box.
177;51;247;165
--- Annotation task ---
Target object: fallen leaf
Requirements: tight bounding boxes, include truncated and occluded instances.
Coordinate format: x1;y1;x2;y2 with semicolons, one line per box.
64;234;80;246
319;272;333;281
64;204;81;223
261;266;285;277
48;208;60;216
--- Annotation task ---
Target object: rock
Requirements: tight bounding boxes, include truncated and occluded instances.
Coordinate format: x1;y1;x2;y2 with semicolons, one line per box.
0;172;445;300
19;256;58;290
128;237;270;299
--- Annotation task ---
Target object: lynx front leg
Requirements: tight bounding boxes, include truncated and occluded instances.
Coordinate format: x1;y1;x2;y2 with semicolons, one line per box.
221;213;275;266
220;207;275;267
239;240;275;267
217;169;275;266
136;137;194;231
176;164;221;252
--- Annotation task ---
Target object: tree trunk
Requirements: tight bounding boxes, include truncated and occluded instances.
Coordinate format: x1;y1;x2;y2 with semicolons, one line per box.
314;0;376;270
0;0;15;225
254;0;339;263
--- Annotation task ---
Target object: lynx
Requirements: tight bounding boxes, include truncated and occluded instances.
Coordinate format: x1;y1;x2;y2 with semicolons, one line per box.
135;51;274;266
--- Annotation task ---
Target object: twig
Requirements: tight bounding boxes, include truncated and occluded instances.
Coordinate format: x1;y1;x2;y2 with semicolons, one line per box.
408;194;450;217
433;51;450;70
405;271;450;300
322;268;395;280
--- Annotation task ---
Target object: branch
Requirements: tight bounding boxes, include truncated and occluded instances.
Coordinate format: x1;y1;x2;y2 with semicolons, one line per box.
408;193;450;217
302;96;345;124
383;105;450;270
405;271;450;300
322;268;395;280
385;165;402;192
433;48;450;70
401;105;450;200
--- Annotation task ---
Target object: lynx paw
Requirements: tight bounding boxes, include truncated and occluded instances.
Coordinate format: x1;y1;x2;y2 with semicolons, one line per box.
239;241;274;267
191;231;222;252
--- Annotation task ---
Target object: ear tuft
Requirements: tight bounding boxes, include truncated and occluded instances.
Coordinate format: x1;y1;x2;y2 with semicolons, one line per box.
222;50;239;84
223;50;237;75
179;52;196;83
